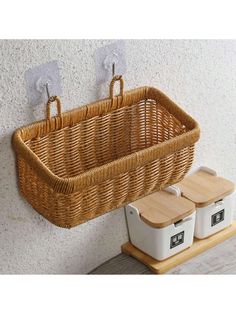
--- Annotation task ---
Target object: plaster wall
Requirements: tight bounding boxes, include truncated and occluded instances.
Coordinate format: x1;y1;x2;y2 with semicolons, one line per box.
0;40;236;273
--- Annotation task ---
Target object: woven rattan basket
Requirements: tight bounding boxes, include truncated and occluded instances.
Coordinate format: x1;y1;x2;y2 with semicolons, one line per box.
12;76;200;228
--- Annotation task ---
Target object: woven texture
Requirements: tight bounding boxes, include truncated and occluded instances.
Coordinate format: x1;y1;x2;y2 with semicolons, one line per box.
12;76;200;228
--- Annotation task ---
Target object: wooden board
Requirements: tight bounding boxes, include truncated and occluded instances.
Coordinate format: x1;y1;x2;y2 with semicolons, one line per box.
121;221;236;274
130;190;195;228
176;170;235;207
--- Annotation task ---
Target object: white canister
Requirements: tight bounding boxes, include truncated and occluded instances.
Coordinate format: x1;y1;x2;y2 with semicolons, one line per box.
177;167;235;239
125;186;196;261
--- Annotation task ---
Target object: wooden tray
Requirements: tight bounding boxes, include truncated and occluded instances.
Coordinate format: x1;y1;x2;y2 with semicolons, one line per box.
121;221;236;274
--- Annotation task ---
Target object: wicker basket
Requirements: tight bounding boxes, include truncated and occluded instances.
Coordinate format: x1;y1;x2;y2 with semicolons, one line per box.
12;76;200;228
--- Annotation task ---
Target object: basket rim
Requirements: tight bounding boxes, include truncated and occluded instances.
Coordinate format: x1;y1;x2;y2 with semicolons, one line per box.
12;86;200;194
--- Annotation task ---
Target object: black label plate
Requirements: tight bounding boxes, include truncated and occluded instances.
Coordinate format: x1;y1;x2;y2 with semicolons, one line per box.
170;231;184;249
211;209;225;227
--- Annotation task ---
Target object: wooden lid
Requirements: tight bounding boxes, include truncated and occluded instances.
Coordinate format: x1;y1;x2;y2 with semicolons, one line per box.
176;170;235;207
130;190;195;228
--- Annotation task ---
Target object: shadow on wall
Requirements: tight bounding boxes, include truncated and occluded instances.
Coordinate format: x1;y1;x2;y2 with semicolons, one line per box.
0;130;128;274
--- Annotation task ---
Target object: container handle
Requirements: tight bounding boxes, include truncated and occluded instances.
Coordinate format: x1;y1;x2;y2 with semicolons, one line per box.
174;215;194;227
164;185;181;197
198;166;217;176
46;96;62;120
109;75;124;99
189;166;217;176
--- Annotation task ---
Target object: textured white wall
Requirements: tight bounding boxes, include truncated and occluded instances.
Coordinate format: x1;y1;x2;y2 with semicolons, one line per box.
0;40;236;274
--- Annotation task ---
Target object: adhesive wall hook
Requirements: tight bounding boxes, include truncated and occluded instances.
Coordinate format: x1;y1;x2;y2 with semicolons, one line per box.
95;41;126;84
25;60;62;106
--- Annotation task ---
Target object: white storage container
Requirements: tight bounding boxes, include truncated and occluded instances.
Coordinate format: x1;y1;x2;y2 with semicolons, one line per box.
177;167;235;239
125;186;196;261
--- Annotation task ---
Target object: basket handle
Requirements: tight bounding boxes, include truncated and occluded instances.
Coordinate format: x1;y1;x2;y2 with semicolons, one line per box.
46;96;62;120
109;75;124;99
